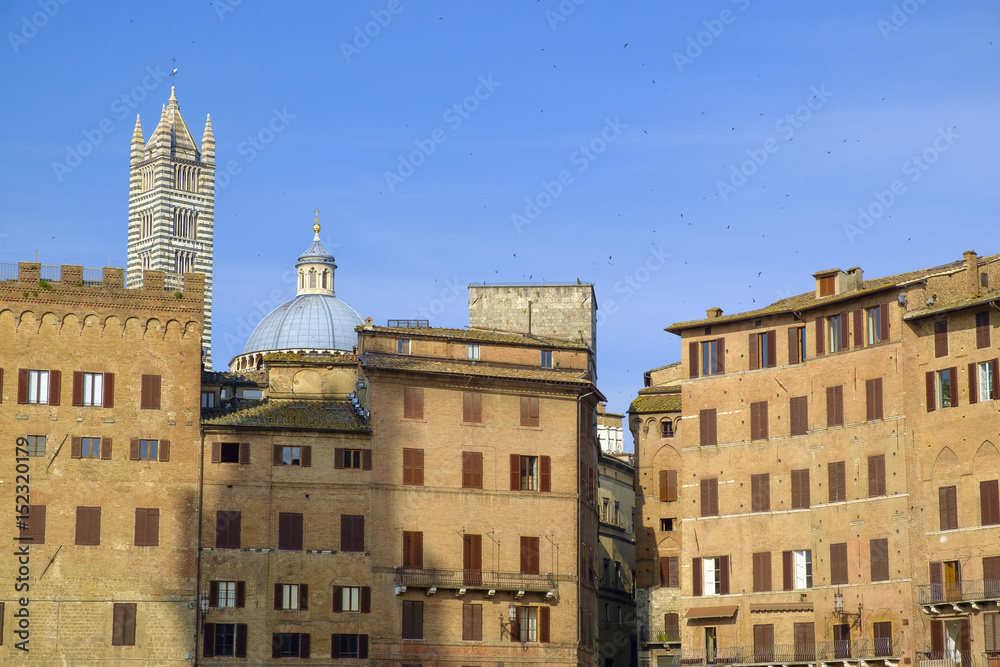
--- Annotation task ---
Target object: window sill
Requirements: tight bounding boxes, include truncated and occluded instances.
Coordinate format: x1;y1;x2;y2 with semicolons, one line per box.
461;421;486;427
518;425;543;431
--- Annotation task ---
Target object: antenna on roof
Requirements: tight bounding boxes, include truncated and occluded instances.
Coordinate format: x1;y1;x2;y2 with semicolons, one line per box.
170;58;178;87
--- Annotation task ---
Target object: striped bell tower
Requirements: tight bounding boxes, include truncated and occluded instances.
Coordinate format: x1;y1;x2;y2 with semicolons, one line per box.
127;86;215;366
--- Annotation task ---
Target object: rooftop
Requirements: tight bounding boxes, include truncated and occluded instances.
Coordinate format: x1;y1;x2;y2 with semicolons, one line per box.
202;369;267;387
202;400;369;432
362;325;590;350
360;352;596;387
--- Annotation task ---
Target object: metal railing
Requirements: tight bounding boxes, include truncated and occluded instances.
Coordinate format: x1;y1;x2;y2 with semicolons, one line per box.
917;651;983;667
163;272;184;291
82;268;103;286
0;262;19;281
394;567;556;593
919;579;1000;605
679;638;902;665
599;508;635;536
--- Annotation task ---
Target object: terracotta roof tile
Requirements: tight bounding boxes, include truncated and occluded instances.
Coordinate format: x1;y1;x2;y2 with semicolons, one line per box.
629;393;682;414
361;326;589;350
902;289;1000;320
201;370;266;386
360;353;592;384
202;400;369;432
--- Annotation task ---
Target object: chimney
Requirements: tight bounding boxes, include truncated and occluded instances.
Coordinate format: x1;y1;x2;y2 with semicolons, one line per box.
846;267;864;292
963;251;979;295
706;307;723;319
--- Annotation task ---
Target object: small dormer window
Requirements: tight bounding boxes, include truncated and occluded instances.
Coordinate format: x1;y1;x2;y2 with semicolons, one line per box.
819;276;835;297
398;339;411;355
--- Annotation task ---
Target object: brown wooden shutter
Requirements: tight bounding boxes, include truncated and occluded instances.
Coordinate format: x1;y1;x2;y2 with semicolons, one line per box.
101;438;112;460
510;454;520;490
783;550;793;590
787;327;798;364
700;479;709;516
234;624;247;658
208;581;219;608
301;446;311;467
868;455;885;497
202;623;216;658
539;606;550;643
72;371;84;405
300;584;308;611
299;633;309;658
665;613;679;639
274;584;283;610
939;486;957;530
879;303;889;341
273;445;283;465
790;396;807;436
278;513;290;549
510;605;520;643
871;538;889;581
666;470;677;501
71;437;82;458
463;604;472;640
334;447;344;469
236;581;245;608
692;557;703;596
826;387;836;427
402;448;412;484
866;379;875;421
959;618;971;656
520;536;540;574
689;341;699;378
130;439;140;461
413;449;423;484
17;369;29;404
749;333;759;370
719;555;730;594
838;312;848;350
520;396;529;426
815;319;825;355
147;508;159;546
211;442;221;463
715;338;725;373
982;480;1000;525
0;367;3;404
949;367;959;406
831;543;848;585
658;470;668;502
332;586;343;612
48;370;61;405
970;362;981;404
874;378;883;419
991;359;999;399
668;556;679;587
239;442;250;464
112;604;125;646
766;331;776;368
935;321;949;357
926;371;936;411
930;619;944;655
463;391;473;422
530;396;539;426
75;507;88;545
158;439;169;462
101;372;113;408
853;309;863;348
540;455;551;492
331;633;341;658
977;311;991;348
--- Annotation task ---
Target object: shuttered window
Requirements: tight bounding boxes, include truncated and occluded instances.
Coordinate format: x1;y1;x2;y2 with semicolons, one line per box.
700;478;719;516
977;311;992;349
750;401;769;440
753;624;775;660
699;408;718;446
463;391;483;423
140;374;161;409
826;385;844;427
341;515;365;552
789;396;808;436
112;603;136;646
134;508;159;547
462;451;483;489
463;534;483;579
830;543;848;585
75;507;101;545
659;469;678;502
982;480;1000;526
18;368;60;405
828;461;847;503
783;550;812;590
402;600;423;639
985;612;1000;653
520;536;540;574
934;321;949;357
509;455;550;492
209;581;244;608
664;612;679;640
939;486;958;531
791;469;810;509
868;454;886;497
216;511;241;549
751;473;770;512
72;371;114;407
402;448;424;485
203;623;246;658
402;531;423;569
278;512;303;551
873;621;892;657
272;633;309;658
870;538;890;581
983;557;1000;598
752;552;772;592
403;387;423;419
330;633;369;659
787;326;805;364
462;603;483;641
866;377;884;420
331;586;370;613
520;396;540;427
794;623;816;660
659;556;679;588
689;341;699;378
20;505;45;544
749;331;776;370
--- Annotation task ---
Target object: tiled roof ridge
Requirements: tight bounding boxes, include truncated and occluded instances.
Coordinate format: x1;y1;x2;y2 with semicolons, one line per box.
361;325;589;350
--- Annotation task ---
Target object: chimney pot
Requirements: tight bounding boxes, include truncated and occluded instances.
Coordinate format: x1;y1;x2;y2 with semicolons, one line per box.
706;307;723;319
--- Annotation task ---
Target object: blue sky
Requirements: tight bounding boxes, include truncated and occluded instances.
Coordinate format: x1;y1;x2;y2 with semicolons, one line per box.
1;1;998;447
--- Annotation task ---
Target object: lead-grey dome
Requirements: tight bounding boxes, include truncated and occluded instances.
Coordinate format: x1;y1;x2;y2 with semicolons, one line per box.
242;293;364;355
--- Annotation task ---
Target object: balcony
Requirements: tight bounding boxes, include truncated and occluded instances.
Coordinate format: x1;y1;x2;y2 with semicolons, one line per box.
918;579;1000;610
678;638;902;665
918;651;1000;667
599;507;635;537
393;567;556;595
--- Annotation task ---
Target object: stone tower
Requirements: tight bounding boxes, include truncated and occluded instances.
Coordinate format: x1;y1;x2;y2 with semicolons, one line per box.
127;86;215;366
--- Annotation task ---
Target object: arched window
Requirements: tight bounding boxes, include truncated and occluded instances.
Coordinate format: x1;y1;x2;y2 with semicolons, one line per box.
321;271;327;289
309;269;317;288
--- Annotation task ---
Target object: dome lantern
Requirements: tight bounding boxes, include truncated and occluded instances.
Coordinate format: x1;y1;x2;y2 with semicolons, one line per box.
297;210;337;296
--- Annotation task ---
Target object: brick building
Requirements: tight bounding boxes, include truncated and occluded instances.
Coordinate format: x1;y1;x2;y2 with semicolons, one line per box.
634;251;1000;666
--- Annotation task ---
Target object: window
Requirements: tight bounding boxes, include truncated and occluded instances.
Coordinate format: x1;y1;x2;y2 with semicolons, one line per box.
19;505;45;544
274;444;312;466
201;391;216;408
972;359;999;403
402;531;423;569
783;550;812;589
699;339;724;376
19;369;59;404
828;461;847;503
511;454;551;492
750;401;769;440
700;478;719;516
749;330;776;370
216;511;241;549
826;385;844;427
341;514;365;552
791;469;810;509
402;386;425;419
272;633;310;659
275;583;307;610
659;469;678;502
129;438;168;462
467;344;480;360
520;395;540;427
74;437;103;459
520;536;540;574
794;623;816;661
664;612;680;640
660;556;679;588
699;408;718;446
112;603;136;646
870;538;890;582
241;388;263;399
462;391;483;423
753;624;775;662
462;451;483;488
73;371;112;407
934;321;948;357
830;543;848;585
866;377;884;420
459;603;483;641
789;396;808;436
540;350;553;368
927;368;958;410
278;512;303;551
213;442;249;464
982;480;1000;526
661;420;674;437
867;305;888;345
75;507;101;545
139;439;158;460
752;552;772;592
819;275;835;297
868;454;886;497
788;326;806;364
987;612;1000;654
398;338;411;355
518;606;544;642
403;448;424;485
402;600;423;639
693;556;729;596
977;311;991;349
335;447;370;470
204;623;247;658
335;586;361;613
140;373;161;409
23;435;46;457
134;508;159;546
828;314;845;352
210;581;244;608
939;486;958;531
751;473;770;512
660;518;674;532
331;633;369;659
